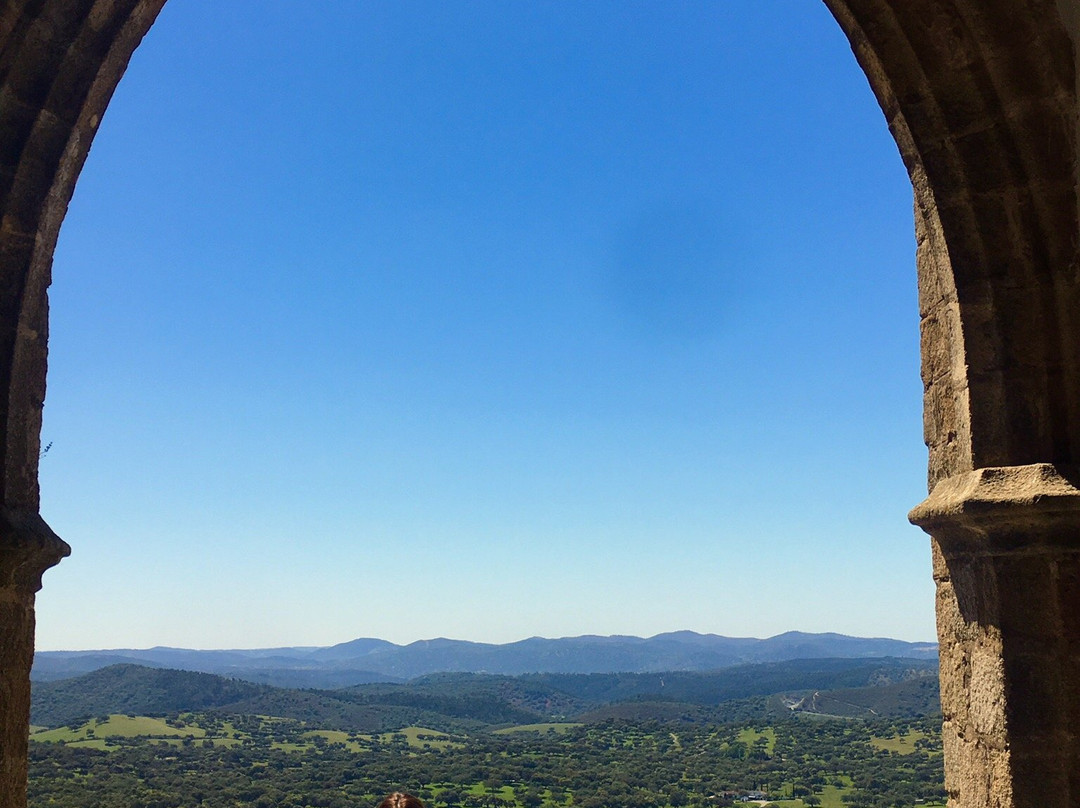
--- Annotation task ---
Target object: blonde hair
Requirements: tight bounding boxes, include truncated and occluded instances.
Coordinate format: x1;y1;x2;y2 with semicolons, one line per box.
377;793;426;808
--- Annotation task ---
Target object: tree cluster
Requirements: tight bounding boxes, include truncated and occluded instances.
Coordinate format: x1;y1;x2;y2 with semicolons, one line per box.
29;714;945;808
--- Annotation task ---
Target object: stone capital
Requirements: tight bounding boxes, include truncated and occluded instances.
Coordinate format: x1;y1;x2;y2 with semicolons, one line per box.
909;464;1080;555
0;510;68;594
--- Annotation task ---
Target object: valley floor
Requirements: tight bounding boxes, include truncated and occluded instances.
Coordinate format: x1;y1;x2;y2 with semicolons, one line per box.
29;713;945;808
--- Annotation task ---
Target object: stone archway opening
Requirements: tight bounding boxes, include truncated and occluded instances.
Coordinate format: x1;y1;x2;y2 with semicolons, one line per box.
0;3;1076;808
38;1;928;652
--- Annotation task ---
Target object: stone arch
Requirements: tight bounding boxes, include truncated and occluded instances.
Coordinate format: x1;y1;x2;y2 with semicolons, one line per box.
828;0;1078;483
0;2;165;804
824;2;1079;806
0;2;1076;807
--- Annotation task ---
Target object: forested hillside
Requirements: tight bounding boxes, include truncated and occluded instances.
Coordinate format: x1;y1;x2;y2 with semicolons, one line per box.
30;656;944;808
32;658;939;730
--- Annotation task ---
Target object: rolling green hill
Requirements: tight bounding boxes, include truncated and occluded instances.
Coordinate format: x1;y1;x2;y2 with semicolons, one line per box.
518;657;936;705
33;657;938;732
31;666;499;733
31;665;271;727
786;675;942;718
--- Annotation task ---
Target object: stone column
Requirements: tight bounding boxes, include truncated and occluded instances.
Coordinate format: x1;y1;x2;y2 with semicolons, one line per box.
910;464;1080;808
0;3;166;804
0;513;67;808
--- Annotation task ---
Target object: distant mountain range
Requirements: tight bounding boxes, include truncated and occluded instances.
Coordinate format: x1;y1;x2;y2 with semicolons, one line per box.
34;631;937;689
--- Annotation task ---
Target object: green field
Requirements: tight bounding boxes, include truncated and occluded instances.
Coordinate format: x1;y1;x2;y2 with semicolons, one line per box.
28;712;944;808
764;780;852;808
737;726;777;754
818;781;852;808
494;723;582;735
871;729;929;755
32;714;248;749
372;726;463;750
59;738;111;750
31;716;462;754
462;784;517;799
31;715;205;743
302;729;367;752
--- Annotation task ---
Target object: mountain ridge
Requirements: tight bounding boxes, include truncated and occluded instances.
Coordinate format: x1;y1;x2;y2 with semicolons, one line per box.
33;630;937;689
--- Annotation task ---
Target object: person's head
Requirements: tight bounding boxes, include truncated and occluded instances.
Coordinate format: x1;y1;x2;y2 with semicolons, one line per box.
377;793;426;808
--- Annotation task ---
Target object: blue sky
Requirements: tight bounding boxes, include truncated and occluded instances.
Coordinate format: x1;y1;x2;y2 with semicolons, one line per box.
35;1;932;651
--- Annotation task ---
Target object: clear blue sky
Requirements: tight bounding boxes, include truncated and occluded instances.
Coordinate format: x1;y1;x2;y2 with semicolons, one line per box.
35;0;933;651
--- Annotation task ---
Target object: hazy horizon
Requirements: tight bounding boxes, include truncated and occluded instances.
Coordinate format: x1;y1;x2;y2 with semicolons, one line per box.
36;627;938;654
